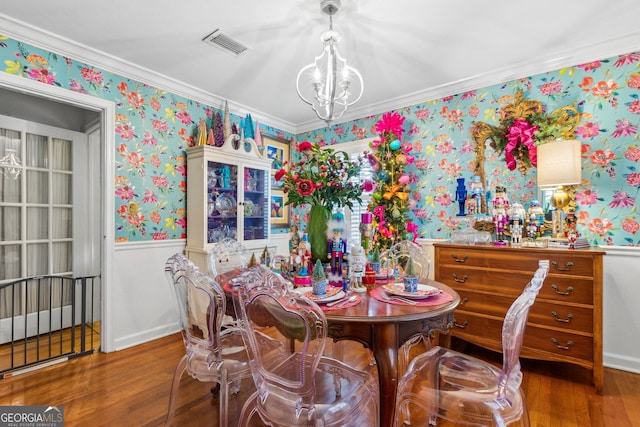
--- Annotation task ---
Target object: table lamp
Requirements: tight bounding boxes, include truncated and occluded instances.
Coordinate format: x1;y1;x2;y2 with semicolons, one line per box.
537;139;582;238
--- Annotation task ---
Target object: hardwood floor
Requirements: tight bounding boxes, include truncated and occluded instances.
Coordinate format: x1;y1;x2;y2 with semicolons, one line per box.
0;333;638;427
0;322;101;377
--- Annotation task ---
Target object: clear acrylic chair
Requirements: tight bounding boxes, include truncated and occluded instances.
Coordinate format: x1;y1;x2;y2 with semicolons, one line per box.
394;260;550;427
208;238;249;282
232;265;380;427
380;240;432;373
164;253;281;427
380;240;431;281
208;238;250;330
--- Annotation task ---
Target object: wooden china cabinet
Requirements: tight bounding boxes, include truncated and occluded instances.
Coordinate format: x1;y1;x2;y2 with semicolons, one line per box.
185;142;272;272
434;242;605;393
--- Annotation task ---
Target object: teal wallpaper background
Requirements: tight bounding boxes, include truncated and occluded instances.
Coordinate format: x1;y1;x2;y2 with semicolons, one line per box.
298;53;640;247
1;34;638;246
0;36;294;242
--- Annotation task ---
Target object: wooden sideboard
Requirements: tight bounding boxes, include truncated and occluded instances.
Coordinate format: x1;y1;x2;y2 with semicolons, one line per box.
434;242;604;393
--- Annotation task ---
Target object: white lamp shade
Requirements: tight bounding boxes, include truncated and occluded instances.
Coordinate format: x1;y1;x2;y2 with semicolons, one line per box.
537;139;582;187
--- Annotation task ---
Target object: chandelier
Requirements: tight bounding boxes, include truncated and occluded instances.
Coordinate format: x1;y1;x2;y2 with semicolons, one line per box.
0;148;22;180
296;0;364;125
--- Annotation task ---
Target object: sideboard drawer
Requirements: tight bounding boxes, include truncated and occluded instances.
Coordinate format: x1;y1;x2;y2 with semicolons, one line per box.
528;301;593;333
538;277;594;305
450;311;502;347
437;247;544;270
440;266;594;305
455;289;513;318
438;266;533;295
455;289;593;334
524;325;593;362
437;246;596;278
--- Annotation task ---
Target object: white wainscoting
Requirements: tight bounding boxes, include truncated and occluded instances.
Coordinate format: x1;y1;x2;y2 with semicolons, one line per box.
108;239;640;374
602;246;640;374
110;240;186;351
109;235;291;352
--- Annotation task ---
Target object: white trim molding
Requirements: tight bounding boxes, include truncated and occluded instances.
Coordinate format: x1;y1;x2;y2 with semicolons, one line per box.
601;245;640;374
0;13;297;135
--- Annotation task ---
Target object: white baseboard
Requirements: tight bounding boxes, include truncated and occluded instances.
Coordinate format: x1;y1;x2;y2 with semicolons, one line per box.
112;322;180;352
604;352;640;375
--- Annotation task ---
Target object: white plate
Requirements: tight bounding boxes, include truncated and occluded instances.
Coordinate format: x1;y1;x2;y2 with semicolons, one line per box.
295;286;345;303
215;193;236;216
382;283;442;300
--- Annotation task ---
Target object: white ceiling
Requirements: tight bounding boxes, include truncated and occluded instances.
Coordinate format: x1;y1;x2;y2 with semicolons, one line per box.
2;0;640;133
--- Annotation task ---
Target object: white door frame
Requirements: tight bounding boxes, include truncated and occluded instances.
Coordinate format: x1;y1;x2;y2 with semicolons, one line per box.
0;72;116;351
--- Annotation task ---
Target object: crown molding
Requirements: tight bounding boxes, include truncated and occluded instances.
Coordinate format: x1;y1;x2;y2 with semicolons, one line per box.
3;14;640;136
296;31;640;134
0;14;297;135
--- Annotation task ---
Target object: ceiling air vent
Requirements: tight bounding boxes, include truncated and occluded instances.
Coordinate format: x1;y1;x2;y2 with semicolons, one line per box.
202;29;251;57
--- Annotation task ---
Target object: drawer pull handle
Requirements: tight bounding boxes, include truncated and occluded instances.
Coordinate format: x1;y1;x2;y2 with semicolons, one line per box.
551;338;574;350
459;297;469;306
551;311;574;323
551;284;574;296
453;320;468;329
451;254;468;263
552;261;574;271
452;274;468;283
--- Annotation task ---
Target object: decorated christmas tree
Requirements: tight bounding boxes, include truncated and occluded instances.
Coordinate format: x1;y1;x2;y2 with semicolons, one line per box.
367;112;418;252
206;127;215;146
311;259;328;296
312;259;326;281
196;118;207;146
243;113;255;139
248;252;258;267
213;111;224;147
404;256;417;278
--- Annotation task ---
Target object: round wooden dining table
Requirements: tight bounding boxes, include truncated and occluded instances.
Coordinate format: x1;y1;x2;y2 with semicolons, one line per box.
324;280;460;427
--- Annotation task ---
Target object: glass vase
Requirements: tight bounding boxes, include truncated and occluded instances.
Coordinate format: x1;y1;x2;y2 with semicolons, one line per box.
307;205;330;263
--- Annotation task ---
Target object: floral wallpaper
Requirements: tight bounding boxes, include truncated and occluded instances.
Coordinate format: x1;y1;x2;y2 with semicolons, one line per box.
0;35;293;242
1;33;638;246
298;52;640;247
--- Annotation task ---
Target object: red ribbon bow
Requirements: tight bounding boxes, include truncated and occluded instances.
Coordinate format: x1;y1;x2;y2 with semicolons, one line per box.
505;119;538;171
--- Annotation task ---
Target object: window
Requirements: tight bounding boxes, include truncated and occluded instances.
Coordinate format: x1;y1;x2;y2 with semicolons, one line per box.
326;138;374;249
1;125;73;279
1;115;89;325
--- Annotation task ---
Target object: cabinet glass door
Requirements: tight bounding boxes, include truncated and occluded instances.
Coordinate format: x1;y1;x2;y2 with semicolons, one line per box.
242;167;268;242
207;161;238;243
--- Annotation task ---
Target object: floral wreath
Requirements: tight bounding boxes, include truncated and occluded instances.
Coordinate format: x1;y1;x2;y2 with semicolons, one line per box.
487;90;580;174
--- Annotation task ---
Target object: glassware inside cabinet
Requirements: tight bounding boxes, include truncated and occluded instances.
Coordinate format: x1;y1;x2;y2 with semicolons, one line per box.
243;166;268;241
207;161;238;243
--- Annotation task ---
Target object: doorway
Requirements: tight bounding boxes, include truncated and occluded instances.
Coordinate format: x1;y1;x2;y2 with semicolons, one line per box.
0;71;116;354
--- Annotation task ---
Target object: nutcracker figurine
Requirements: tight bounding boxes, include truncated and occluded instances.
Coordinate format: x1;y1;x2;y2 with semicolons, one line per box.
349;244;367;293
527;200;545;239
492;185;510;245
508;202;526;245
469;175;484;214
455;177;468;216
292;235;312;287
327;211;348;281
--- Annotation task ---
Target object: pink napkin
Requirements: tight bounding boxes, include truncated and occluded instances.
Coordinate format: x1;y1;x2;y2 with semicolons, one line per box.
369;286;454;306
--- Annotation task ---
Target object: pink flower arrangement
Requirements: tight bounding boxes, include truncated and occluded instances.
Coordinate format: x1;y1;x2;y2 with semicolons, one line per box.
275;141;371;211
